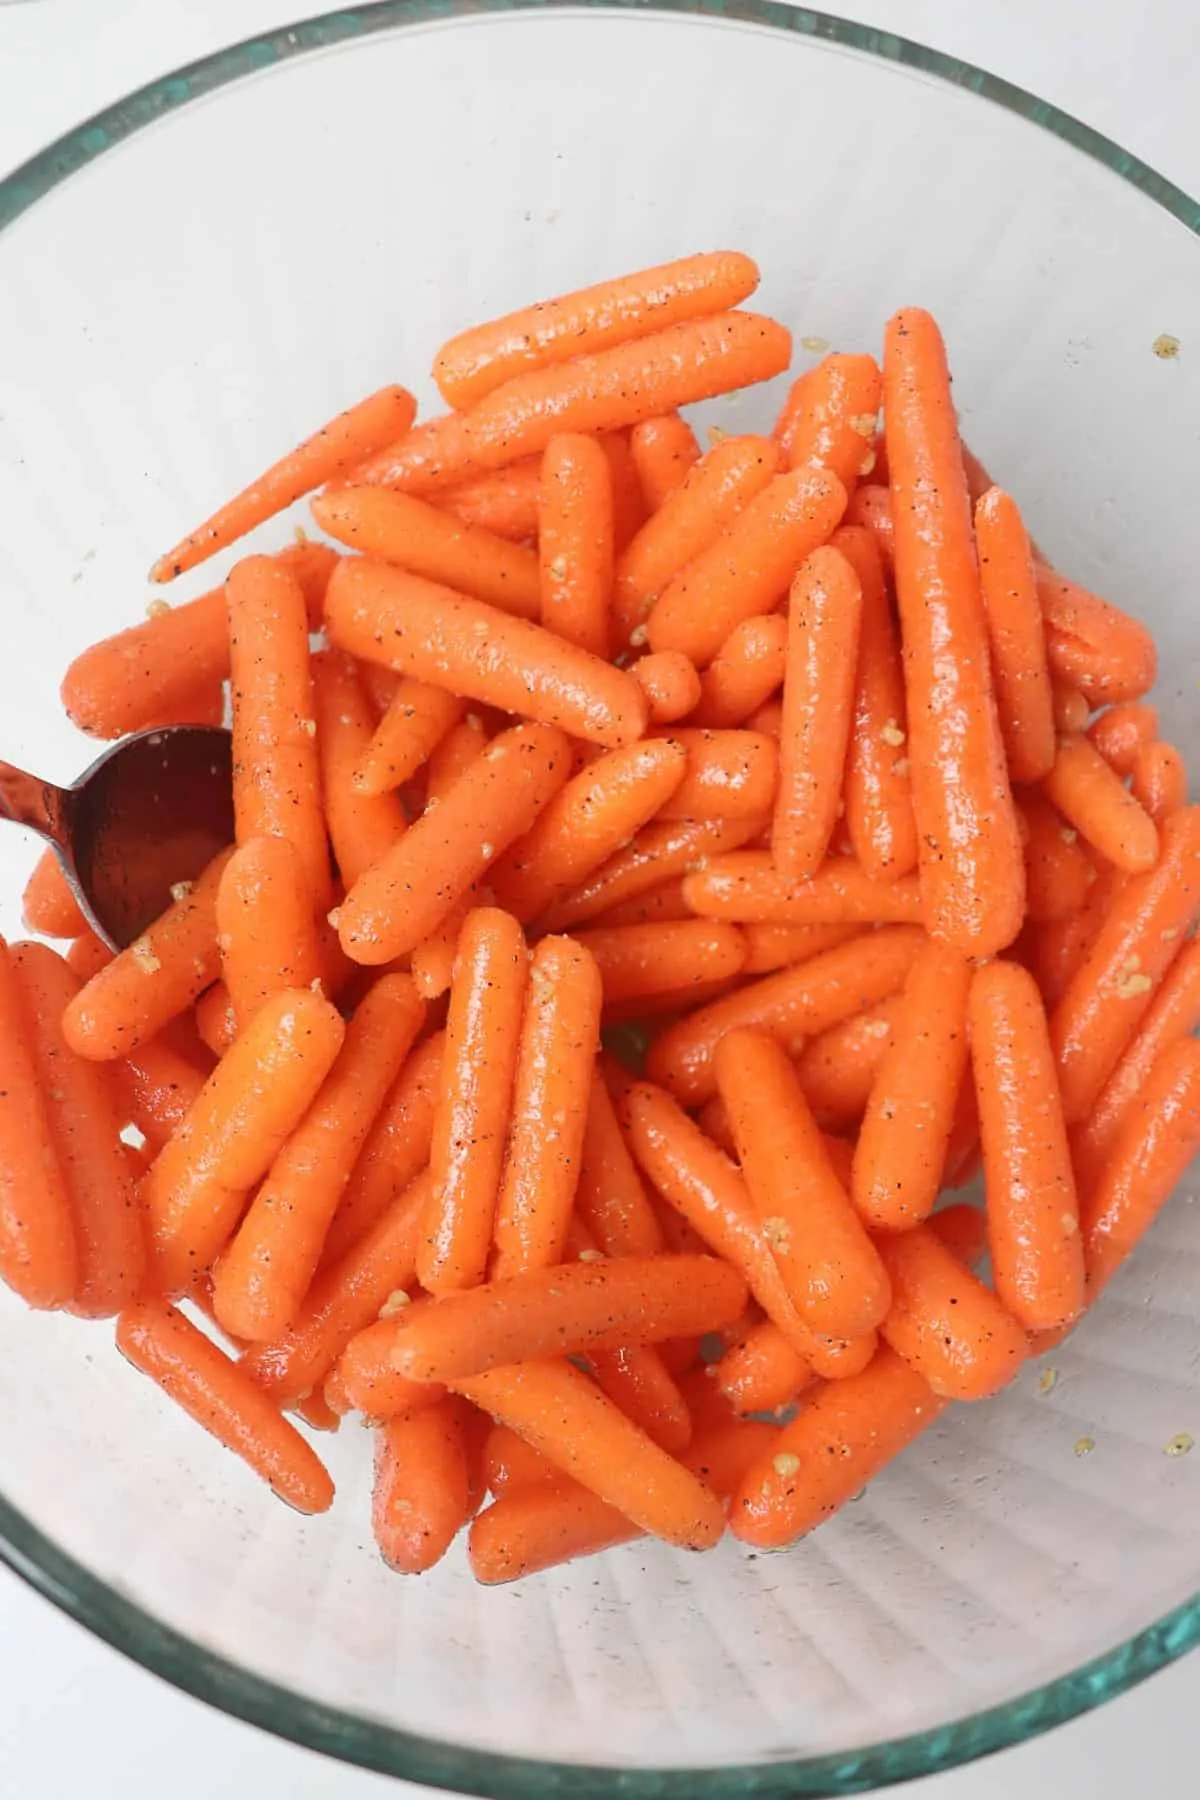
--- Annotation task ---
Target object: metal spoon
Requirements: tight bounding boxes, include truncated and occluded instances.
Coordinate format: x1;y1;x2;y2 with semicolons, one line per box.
0;726;234;949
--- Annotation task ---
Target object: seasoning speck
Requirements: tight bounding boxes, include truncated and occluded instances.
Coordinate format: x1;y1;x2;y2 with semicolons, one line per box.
1038;1366;1058;1394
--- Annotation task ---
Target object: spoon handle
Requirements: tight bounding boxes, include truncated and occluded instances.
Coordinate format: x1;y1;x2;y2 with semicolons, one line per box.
0;760;71;849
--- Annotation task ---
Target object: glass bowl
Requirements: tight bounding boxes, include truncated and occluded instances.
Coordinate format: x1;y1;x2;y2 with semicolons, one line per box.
0;4;1198;1794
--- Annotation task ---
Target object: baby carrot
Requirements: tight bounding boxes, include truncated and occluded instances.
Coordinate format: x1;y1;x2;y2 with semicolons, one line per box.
1051;806;1200;1121
646;467;847;667
151;385;415;581
1043;733;1159;873
62;848;232;1060
337;722;569;964
969;961;1083;1332
22;849;87;940
775;352;881;489
12;943;141;1315
118;1039;207;1153
1020;792;1096;923
492;937;602;1276
773;545;863;882
117;1303;334;1512
629;413;701;509
1131;741;1188;825
144;988;345;1296
1037;567;1157;704
573;920;746;1007
365;312;791;495
730;1346;945;1547
691;614;786;729
66;928;113;983
658;729;778;821
647;923;923;1105
325;558;648;749
630;651;701;725
482;1423;560;1495
588;1341;692;1453
310;650;407;888
875;1224;1028;1401
613;434;781;645
245;1170;431;1405
437;458;542;543
844;483;894;570
61;542;337;740
215;837;324;1031
539;814;767;932
452;1357;726;1550
852;940;972;1231
712;1318;816;1414
212;975;425;1340
227;554;331;910
929;1202;989;1269
598;431;648;553
1082;1038;1200;1298
974;487;1056;784
419;908;528;1294
195;983;237;1058
538;434;613;657
575;1074;664;1259
0;940;78;1308
487;737;686;923
350;678;463;798
371;1397;474;1572
433;251;761;408
1088;701;1159;775
836;524;919;885
1052;683;1091;733
716;1028;891;1338
884;307;1025;956
739;922;860;976
320;1035;443;1267
682;852;923;927
310;486;540;618
791;999;896;1129
329;1315;447;1421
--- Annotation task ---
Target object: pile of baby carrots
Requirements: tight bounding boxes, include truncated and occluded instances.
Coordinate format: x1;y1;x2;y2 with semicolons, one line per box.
4;247;1198;1583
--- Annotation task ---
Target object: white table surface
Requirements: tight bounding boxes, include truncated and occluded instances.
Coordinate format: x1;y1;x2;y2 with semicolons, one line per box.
0;1;1195;1794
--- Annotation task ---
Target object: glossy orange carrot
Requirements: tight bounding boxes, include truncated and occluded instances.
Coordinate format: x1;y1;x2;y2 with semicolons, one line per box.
22;849;86;940
1082;1038;1200;1298
852;940;972;1231
452;1357;725;1550
691;614;786;729
539;814;767;932
365;312;791;495
646;467;847;667
682;852;923;927
292;1388;340;1433
773;545;863;881
738;922;860;977
61;543;337;739
928;1202;989;1269
884;308;1024;955
65;929;113;984
597;431;647;553
151;386;415;581
1051;807;1200;1121
425;710;489;799
492;937;602;1276
1052;683;1091;733
487;737;686;923
1037;567;1157;704
613;433;781;645
370;1397;474;1572
716;1029;891;1338
573;919;745;1006
601;972;744;1028
1131;741;1187;825
13;943;141;1316
227;554;330;910
629;413;701;509
630;650;701;724
481;1423;559;1495
419;909;527;1294
537;434;613;657
1020;792;1095;923
0;940;78;1308
212;975;425;1341
1028;865;1122;1008
789;998;895;1129
587;1340;692;1453
657;729;778;821
320;1036;443;1267
215;836;323;1030
1043;733;1159;873
325;558;648;749
844;482;894;570
349;677;463;799
194;982;237;1058
730;1346;945;1546
711;1317;816;1414
338;722;569;964
575;1074;664;1260
62;848;231;1059
245;1170;431;1405
118;1039;207;1153
974;487;1056;784
437;458;542;543
774;352;881;488
117;1303;334;1512
875;1225;1028;1401
328;1314;447;1421
1087;701;1159;776
647;923;923;1105
311;485;540;618
310;649;407;888
144;988;345;1296
969;961;1083;1331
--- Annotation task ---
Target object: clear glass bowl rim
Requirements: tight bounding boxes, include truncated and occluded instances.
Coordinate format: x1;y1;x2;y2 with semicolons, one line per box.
0;2;1197;1792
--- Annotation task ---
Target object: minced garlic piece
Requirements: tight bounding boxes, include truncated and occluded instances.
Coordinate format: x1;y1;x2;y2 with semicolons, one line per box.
378;1289;411;1320
772;1452;801;1479
130;936;161;974
1074;1435;1095;1457
170;880;194;904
